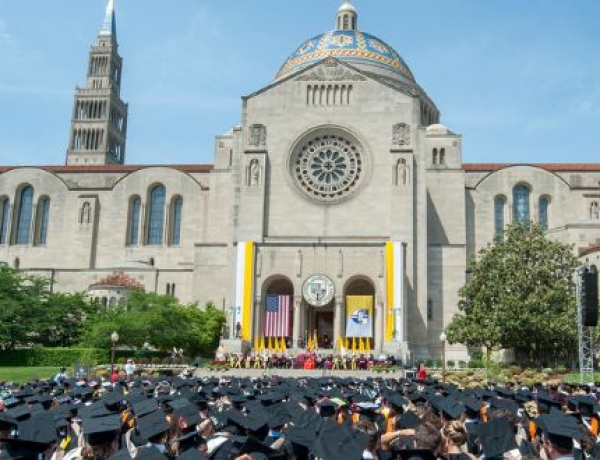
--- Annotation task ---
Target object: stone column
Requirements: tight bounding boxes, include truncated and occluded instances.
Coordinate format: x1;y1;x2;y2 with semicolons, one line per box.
253;298;262;342
293;296;302;349
375;296;384;352
334;297;344;341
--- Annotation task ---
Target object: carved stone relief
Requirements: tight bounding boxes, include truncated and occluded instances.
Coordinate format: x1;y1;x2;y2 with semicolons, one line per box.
392;123;411;146
248;124;267;148
296;61;367;82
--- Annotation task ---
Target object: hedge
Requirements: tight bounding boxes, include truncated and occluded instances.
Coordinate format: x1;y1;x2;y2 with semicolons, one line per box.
0;348;109;367
0;348;176;367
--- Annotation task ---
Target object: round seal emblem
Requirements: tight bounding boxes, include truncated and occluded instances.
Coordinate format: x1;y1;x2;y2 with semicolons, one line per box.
302;275;335;307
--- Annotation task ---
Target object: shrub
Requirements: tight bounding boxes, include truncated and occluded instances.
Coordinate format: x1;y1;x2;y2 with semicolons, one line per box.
151;357;161;365
0;348;109;367
468;360;484;369
447;360;455;368
458;360;466;369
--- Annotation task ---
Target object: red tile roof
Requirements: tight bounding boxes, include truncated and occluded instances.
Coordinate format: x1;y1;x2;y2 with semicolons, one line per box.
0;164;214;174
90;272;144;289
463;163;600;172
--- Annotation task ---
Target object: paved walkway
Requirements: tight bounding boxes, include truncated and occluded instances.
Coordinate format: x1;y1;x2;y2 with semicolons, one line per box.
193;368;407;379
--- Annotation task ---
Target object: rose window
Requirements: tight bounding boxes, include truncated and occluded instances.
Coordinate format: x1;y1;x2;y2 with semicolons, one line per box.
291;133;366;203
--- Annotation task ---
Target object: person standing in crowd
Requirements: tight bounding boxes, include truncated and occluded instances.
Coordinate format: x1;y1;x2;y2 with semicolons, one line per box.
53;366;68;384
124;359;136;382
417;362;427;380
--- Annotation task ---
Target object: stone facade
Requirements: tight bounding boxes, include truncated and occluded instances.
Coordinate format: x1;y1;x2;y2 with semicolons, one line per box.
0;2;599;361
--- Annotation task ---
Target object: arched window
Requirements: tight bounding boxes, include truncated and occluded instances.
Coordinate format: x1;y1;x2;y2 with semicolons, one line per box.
35;197;50;245
15;186;34;245
432;148;438;165
127;197;141;246
0;198;9;245
494;197;505;238
539;197;549;231
439;148;446;165
513;185;530;223
170;197;183;246
147;185;166;245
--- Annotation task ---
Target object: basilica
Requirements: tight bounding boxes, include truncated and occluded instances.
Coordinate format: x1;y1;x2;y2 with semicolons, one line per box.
0;1;599;360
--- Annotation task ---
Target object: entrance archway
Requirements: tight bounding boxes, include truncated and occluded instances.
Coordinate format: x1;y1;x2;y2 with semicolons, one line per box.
344;276;376;351
304;300;335;349
259;276;294;346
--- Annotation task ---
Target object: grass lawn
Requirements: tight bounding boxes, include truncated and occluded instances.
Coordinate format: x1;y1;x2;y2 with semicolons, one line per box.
0;367;66;383
563;372;600;383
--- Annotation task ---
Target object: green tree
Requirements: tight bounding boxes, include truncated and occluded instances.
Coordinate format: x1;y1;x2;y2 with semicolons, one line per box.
81;292;225;358
446;223;578;364
0;263;96;349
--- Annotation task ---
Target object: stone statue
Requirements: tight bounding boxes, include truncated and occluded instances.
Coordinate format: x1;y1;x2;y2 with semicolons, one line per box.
248;159;261;187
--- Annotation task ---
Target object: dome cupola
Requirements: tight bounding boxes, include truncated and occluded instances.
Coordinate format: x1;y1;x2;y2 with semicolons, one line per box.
275;2;416;85
337;1;358;31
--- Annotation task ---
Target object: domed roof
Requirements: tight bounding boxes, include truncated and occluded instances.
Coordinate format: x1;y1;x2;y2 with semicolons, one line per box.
275;29;415;83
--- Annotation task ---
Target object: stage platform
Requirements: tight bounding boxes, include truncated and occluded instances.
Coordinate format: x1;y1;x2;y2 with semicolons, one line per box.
194;368;413;379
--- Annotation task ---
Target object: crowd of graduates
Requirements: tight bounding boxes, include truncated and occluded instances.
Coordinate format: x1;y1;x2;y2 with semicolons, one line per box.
1;370;599;460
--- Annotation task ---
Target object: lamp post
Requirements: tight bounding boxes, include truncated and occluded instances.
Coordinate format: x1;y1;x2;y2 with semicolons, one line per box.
439;331;447;383
110;331;119;375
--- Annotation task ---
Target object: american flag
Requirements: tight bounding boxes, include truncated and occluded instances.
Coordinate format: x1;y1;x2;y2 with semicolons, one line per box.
264;295;291;337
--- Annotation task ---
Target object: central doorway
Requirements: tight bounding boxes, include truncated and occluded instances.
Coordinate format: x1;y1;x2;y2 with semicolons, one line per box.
305;301;334;349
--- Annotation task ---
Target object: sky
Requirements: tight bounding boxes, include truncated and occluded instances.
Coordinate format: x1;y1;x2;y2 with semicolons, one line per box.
0;0;598;166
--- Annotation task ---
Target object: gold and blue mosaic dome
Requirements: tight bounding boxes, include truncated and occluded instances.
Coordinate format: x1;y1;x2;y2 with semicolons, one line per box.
276;30;415;83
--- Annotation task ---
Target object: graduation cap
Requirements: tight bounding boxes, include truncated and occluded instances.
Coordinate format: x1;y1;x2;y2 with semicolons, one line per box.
314;420;369;460
439;398;464;420
0;412;18;431
284;410;322;450
386;392;405;411
5;404;31;422
172;430;206;452
318;400;337;418
135;410;169;443
394;449;437;460
538;412;580;450
82;414;121;446
132;398;159;418
0;412;58;458
577;395;599;416
240;436;287;459
133;446;168;459
476;417;517;458
172;402;201;427
398;411;423;429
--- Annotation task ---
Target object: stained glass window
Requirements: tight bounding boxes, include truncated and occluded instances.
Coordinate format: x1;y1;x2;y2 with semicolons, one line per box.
37;198;50;245
16;187;34;245
513;185;530;223
494;197;505;238
0;198;9;244
128;197;141;245
171;197;183;246
539;197;549;231
147;186;165;245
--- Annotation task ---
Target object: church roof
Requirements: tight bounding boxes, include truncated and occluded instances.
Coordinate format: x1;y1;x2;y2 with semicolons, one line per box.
0;164;213;174
89;272;144;290
276;29;415;83
463;163;600;172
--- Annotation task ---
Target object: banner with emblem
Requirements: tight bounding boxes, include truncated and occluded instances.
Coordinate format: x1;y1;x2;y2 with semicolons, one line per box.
345;296;373;338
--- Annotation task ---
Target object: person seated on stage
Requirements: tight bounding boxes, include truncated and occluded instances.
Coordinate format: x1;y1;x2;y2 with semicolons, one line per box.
322;333;331;349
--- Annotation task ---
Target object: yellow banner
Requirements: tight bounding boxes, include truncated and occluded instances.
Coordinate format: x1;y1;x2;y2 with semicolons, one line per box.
346;295;373;338
385;242;394;341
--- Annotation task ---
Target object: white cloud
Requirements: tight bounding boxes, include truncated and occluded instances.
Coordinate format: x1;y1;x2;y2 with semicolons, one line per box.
0;18;12;47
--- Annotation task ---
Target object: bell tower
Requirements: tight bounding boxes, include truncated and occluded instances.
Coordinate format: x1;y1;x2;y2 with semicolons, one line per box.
66;0;128;165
